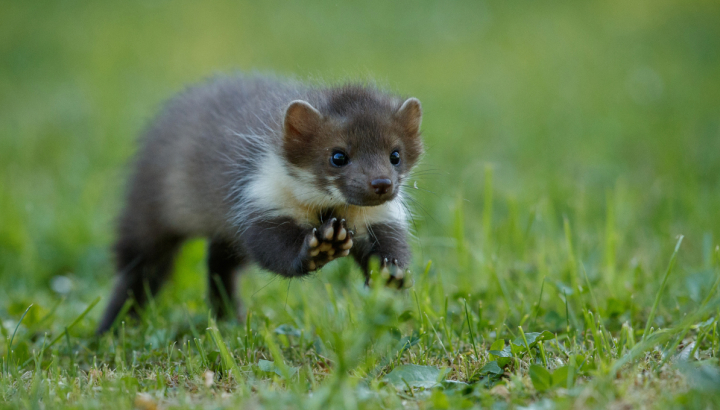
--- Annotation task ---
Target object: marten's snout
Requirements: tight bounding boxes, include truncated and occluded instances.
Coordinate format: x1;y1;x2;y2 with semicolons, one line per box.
371;178;393;195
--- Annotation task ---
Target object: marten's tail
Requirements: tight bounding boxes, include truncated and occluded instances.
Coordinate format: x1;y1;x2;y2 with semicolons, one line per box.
96;190;184;334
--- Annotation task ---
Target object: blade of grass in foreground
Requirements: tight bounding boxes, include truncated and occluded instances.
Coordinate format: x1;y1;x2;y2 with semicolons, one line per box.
4;304;32;376
465;299;479;360
263;328;294;381
656;253;720;369
22;297;101;367
643;236;683;341
207;318;243;382
612;298;718;374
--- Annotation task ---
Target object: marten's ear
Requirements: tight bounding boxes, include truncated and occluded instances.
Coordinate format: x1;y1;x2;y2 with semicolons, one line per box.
395;97;422;136
284;100;322;141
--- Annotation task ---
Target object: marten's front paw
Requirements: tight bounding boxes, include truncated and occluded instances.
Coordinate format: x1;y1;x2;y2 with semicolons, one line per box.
304;218;354;271
367;258;413;289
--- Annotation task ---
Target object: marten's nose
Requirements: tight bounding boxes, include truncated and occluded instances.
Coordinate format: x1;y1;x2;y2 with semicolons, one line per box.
370;178;392;195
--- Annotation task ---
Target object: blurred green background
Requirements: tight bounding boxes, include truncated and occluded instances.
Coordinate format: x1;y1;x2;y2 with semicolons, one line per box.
1;0;719;329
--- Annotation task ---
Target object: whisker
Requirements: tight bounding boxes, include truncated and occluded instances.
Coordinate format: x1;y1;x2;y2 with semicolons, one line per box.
362;208;378;246
401;183;442;199
251;274;279;298
399;197;418;233
399;197;425;261
403;195;440;228
285;279;292;310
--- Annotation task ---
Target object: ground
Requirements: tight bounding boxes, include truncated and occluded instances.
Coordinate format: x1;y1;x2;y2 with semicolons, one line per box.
1;1;720;409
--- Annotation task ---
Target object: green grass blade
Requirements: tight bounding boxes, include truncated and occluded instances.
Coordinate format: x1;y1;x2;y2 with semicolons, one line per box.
21;297;100;367
207;318;242;381
5;304;32;376
643;236;683;341
464;299;479;360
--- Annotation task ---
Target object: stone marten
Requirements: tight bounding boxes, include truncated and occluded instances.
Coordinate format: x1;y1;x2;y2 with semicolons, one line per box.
97;74;424;333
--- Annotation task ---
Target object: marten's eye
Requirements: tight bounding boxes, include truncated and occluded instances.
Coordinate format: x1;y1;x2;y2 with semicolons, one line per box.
330;151;349;167
390;150;401;166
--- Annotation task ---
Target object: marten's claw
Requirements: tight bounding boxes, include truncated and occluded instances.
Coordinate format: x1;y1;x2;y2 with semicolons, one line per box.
379;257;412;289
304;218;354;271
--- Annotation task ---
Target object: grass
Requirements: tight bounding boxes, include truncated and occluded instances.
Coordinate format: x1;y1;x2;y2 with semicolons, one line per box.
2;0;720;408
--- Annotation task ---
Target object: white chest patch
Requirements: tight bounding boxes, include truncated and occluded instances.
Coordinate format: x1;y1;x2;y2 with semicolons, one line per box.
236;150;408;236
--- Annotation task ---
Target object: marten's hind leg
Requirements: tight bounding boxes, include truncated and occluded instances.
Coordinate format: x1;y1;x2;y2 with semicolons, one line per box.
207;239;247;320
97;234;183;333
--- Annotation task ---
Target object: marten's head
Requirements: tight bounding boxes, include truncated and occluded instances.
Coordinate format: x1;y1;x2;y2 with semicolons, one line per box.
282;85;423;207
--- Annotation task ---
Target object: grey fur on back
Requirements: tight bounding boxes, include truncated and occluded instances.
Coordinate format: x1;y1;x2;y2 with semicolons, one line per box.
125;75;314;243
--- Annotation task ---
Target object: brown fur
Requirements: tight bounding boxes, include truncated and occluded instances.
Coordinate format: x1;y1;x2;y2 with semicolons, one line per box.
283;84;423;206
